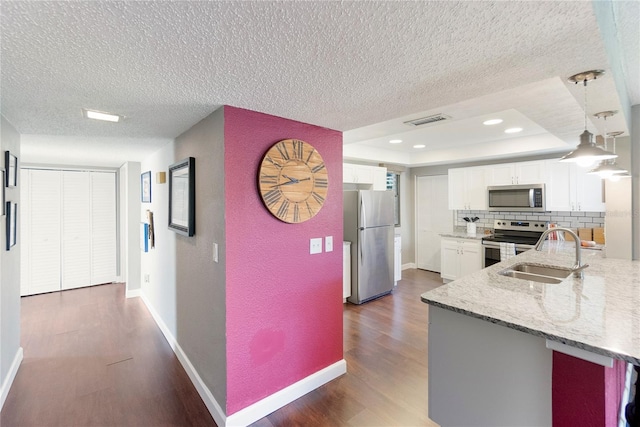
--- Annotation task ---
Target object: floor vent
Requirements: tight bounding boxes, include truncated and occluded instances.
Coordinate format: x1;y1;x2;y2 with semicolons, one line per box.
404;114;451;127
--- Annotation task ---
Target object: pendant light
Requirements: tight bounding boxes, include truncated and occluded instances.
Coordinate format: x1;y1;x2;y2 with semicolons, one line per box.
588;111;627;178
606;131;630;181
560;70;618;167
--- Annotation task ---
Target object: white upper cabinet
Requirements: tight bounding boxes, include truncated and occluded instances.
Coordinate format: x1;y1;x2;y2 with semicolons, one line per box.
448;166;487;210
487;161;547;186
343;163;387;191
545;160;605;212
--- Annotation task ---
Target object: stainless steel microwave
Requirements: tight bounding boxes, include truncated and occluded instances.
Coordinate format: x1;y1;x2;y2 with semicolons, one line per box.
487;184;546;212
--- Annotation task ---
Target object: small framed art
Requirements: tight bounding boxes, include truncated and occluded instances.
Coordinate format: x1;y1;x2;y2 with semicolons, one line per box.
6;201;16;250
5;151;17;187
1;170;5;215
168;157;195;237
141;171;152;203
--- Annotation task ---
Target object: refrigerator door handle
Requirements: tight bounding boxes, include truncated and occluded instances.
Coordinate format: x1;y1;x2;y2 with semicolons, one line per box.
360;197;366;229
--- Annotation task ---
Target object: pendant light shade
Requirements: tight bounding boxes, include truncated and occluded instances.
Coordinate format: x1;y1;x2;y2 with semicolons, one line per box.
559;129;617;166
587;112;626;177
560;70;618;167
588;160;627;177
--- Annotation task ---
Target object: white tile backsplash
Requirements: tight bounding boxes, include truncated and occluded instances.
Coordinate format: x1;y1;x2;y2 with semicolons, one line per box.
455;210;605;229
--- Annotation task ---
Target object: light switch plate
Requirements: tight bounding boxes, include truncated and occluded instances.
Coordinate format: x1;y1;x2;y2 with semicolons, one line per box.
213;243;218;263
325;236;333;252
310;238;323;254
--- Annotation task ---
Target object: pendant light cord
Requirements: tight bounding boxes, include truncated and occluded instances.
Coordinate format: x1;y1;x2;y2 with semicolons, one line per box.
583;79;588;131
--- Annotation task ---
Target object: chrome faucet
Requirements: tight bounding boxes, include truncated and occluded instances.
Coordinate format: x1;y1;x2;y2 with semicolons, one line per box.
534;227;588;278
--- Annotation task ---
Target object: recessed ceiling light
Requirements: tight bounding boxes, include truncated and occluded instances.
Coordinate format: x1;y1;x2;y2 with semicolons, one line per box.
483;119;503;125
389;139;402;144
413;144;426;149
83;109;122;123
504;127;523;134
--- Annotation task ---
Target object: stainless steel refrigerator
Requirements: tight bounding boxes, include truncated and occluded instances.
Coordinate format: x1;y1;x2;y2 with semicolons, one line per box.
344;190;395;304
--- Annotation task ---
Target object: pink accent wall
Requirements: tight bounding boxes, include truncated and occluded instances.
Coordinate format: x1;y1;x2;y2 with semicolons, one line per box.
552;351;627;426
223;106;344;414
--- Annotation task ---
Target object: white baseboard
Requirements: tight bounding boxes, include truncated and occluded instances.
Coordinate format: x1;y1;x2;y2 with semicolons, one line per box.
140;293;226;427
402;262;416;270
141;292;347;427
125;288;141;299
0;346;23;411
226;359;347;427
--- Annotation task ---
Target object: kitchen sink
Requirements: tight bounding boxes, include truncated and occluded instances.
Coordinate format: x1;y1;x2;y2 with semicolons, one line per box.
498;263;573;284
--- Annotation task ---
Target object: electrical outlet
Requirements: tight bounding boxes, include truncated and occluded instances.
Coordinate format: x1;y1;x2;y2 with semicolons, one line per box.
144;274;150;283
213;243;218;263
325;236;333;252
310;238;323;254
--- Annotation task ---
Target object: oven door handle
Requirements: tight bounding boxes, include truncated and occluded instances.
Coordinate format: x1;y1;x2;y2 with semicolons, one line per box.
482;241;502;250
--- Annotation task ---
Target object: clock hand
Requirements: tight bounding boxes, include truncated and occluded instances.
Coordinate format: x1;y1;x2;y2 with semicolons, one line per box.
282;174;299;183
270;177;311;188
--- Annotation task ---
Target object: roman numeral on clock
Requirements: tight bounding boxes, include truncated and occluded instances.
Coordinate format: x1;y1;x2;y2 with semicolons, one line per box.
293;203;300;222
276;199;290;220
265;156;282;169
311;162;325;173
263;189;281;206
306;201;314;216
276;142;290;161
292;140;304;160
260;174;278;185
314;178;328;188
312;192;325;204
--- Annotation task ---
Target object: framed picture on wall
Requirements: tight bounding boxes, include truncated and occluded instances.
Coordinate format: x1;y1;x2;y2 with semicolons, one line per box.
4;151;17;187
141;171;152;203
168;157;195;237
1;170;5;215
6;201;16;250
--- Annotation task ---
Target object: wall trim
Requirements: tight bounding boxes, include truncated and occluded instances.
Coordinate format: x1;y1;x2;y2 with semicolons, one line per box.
0;346;23;411
140;293;226;427
125;288;141;299
141;291;347;427
402;262;416;270
226;359;347;427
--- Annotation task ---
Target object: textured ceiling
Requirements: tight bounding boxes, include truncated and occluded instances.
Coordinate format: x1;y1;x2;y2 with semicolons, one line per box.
1;1;638;167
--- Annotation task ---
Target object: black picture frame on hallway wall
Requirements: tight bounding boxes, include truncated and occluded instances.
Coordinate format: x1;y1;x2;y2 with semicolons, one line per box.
1;170;5;215
141;170;152;203
5;151;17;187
168;157;195;237
6;201;16;250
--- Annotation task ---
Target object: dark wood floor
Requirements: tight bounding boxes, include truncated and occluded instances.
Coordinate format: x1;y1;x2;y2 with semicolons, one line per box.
1;269;444;427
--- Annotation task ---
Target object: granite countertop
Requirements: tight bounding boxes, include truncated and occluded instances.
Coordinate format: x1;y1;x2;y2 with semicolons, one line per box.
421;242;640;365
439;229;490;240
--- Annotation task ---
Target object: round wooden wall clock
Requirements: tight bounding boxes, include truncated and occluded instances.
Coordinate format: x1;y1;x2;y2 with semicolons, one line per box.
258;139;329;223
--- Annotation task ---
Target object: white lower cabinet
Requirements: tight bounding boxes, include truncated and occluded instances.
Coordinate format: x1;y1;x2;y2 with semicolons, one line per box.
440;238;482;282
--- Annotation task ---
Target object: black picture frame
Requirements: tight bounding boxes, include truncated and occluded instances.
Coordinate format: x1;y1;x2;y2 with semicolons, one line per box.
141;170;152;203
6;201;16;250
168;157;195;237
1;170;5;216
5;151;17;187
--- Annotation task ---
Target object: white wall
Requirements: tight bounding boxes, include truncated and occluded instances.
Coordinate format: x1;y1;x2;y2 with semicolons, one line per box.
139;108;227;412
118;162;142;296
0;116;23;409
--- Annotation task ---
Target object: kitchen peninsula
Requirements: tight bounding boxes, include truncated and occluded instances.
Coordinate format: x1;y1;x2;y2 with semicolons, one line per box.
422;242;637;426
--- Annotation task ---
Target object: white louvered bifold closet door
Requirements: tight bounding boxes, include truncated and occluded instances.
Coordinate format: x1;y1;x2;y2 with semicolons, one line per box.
61;171;91;290
89;172;117;285
20;169;62;295
21;169;117;296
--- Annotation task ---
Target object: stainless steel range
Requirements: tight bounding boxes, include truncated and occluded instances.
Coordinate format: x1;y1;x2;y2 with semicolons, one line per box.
482;219;547;267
